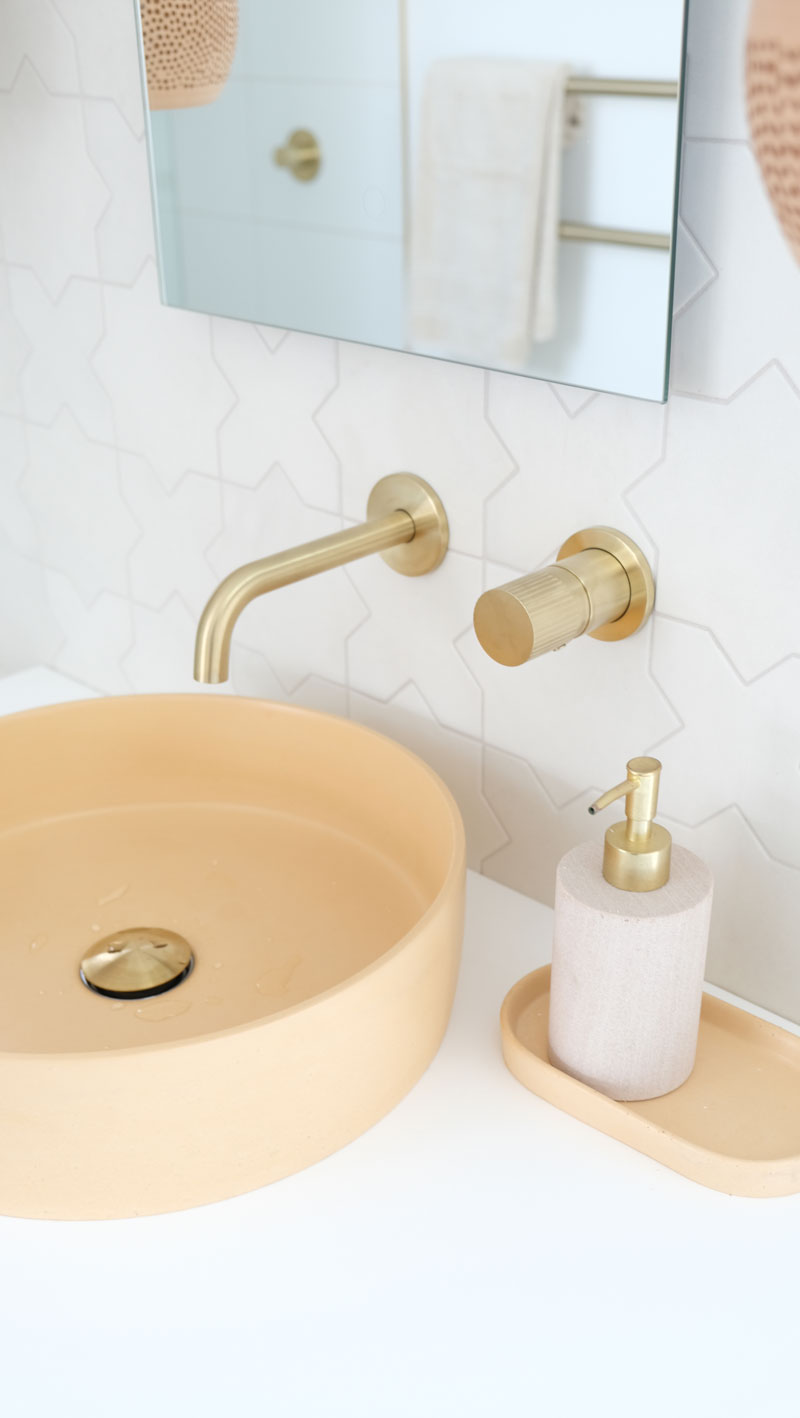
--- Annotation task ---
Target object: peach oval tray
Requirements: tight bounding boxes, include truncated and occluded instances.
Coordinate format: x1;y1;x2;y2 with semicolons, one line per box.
501;966;800;1198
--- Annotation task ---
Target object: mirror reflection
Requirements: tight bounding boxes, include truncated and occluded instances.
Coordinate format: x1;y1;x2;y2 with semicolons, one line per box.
139;0;687;401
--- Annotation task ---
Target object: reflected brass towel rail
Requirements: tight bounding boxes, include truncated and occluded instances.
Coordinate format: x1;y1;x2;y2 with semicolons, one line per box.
566;77;679;98
560;76;678;248
559;222;670;250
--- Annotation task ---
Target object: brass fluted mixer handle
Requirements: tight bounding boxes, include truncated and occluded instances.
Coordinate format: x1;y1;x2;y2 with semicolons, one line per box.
473;526;655;666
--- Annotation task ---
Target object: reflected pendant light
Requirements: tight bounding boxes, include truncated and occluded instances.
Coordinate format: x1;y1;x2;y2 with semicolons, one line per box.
139;0;239;110
747;0;800;263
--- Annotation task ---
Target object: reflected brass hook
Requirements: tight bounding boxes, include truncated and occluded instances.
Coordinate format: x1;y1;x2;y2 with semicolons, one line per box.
273;129;321;182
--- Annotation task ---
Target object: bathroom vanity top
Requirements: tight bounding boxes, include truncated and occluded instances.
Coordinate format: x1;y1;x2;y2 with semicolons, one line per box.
2;670;798;1418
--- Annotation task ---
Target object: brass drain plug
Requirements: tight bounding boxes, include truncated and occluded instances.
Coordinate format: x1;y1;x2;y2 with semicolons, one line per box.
80;928;194;1000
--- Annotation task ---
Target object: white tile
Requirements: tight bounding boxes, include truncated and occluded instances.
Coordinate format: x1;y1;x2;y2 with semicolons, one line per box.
44;568;133;695
243;226;405;348
256;326;289;354
8;268;113;441
318;342;514;556
629;371;800;680
124;595;232;695
481;745;600;904
0;530;62;675
671;217;716;318
84;100;156;284
549;385;596;418
0;415;37;556
174;217;405;348
0;256;29;417
235;0;399;85
671;140;800;397
673;806;800;1022
0;0;79;94
207;466;366;693
683;0;750;141
485;375;664;570
92;261;234;485
164;78;253;220
231;646;349;718
21;411;139;601
0;64;107;298
162;210;261;320
212;320;339;507
53;0;145;136
346;550;483;738
649;618;800;870
0;665;96;711
460;588;678;807
121;456;222;615
349;684;507;871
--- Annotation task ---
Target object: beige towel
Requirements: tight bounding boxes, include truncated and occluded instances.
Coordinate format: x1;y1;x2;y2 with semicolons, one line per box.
409;58;569;365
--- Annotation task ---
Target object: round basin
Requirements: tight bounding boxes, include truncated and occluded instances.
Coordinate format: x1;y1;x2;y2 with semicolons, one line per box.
0;695;465;1219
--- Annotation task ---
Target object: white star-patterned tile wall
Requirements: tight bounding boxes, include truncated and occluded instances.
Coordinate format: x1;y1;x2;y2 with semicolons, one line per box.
1;0;798;1020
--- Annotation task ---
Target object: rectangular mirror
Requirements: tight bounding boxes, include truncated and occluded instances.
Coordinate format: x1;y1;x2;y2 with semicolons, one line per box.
137;0;687;402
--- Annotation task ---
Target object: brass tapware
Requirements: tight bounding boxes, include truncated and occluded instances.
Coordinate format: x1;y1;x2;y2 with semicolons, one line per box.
589;756;672;891
273;128;321;182
473;526;654;667
195;472;449;684
80;928;194;999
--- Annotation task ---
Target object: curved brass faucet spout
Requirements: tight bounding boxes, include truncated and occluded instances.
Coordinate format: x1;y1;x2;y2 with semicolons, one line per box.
194;473;449;684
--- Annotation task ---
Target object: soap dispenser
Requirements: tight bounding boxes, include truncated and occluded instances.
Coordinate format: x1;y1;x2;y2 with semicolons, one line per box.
548;757;713;1102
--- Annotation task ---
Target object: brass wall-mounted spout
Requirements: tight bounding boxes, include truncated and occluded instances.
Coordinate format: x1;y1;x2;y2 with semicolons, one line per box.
194;473;448;683
473;526;654;666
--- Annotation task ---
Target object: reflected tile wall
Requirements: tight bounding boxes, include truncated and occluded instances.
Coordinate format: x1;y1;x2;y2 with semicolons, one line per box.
0;0;799;1019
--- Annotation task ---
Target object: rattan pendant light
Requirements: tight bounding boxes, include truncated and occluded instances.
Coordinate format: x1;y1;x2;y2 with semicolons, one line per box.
747;0;800;263
139;0;239;110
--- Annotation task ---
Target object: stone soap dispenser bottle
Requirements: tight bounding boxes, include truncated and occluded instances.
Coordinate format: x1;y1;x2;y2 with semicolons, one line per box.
548;757;713;1101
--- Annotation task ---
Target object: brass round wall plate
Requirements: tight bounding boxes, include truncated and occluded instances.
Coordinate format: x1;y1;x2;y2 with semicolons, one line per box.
557;526;655;641
367;473;449;576
80;928;194;1000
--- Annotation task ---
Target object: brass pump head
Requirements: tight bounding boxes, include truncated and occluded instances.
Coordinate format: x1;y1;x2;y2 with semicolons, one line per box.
588;756;672;892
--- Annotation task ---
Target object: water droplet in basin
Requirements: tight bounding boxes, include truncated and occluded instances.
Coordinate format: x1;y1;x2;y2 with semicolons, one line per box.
110;1001;125;1012
97;884;129;907
135;997;192;1023
91;923;101;933
213;961;223;970
256;957;301;998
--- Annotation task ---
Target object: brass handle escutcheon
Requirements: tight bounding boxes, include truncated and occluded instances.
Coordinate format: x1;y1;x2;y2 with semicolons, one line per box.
273;128;321;182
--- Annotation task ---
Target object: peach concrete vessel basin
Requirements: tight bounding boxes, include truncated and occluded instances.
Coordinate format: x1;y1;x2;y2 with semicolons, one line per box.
0;695;465;1220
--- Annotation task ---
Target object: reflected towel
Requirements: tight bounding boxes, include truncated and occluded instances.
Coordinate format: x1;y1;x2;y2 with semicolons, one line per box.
409;58;570;364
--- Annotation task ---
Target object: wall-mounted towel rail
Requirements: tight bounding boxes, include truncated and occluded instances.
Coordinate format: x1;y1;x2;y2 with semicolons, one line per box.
559;222;670;250
566;77;678;98
560;76;678;248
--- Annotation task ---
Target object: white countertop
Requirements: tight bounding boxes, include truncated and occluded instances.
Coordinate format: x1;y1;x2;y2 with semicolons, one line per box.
2;669;798;1418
